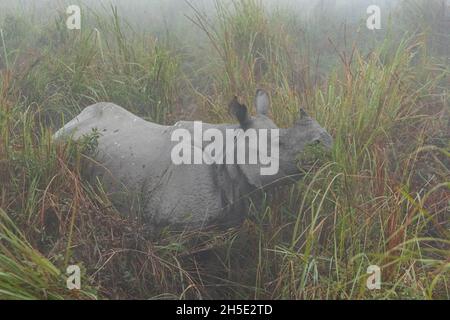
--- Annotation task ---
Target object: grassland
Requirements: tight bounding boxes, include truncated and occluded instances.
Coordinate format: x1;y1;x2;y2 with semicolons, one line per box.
0;0;448;299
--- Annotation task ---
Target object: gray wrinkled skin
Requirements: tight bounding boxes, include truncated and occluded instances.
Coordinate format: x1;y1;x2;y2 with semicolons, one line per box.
53;90;333;229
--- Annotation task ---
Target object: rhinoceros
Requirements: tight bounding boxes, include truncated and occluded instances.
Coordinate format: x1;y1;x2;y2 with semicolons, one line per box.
53;90;332;229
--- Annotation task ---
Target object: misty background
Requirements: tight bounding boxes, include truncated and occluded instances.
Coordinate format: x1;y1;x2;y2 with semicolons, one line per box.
2;0;448;87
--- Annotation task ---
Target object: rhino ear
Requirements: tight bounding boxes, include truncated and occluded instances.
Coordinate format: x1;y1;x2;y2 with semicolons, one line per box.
297;108;313;122
229;96;250;128
294;108;312;126
299;108;310;118
254;89;270;115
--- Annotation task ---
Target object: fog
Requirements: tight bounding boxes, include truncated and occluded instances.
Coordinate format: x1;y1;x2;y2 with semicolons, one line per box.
0;0;409;51
0;0;399;26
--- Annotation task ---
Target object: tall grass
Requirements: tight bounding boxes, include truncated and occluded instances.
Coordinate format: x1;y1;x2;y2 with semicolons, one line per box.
0;0;448;299
1;5;181;125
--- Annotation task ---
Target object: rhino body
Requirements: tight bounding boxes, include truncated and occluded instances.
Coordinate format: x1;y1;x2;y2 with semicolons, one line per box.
54;91;333;228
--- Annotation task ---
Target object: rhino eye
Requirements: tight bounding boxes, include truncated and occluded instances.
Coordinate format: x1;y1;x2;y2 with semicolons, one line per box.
313;139;321;145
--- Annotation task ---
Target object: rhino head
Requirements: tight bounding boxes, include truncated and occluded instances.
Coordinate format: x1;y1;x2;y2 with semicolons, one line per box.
228;89;333;189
